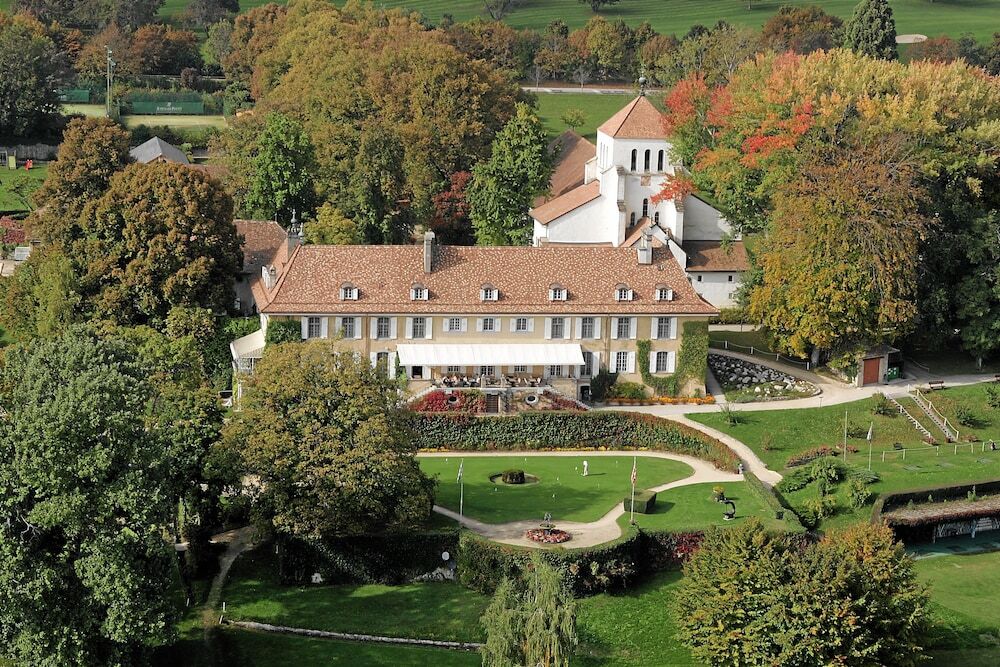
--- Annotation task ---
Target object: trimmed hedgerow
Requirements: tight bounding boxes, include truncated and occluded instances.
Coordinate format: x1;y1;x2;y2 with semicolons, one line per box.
743;471;786;520
409;411;739;471
623;489;657;514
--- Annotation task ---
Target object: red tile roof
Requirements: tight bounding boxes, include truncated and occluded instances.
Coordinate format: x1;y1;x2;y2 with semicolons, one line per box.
682;241;750;272
598;96;666;139
261;244;717;315
534;130;596;207
235;219;287;273
529;180;601;225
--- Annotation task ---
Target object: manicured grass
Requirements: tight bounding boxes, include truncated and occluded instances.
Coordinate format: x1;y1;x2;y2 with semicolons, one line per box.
533;91;634;141
223;546;488;643
616;482;799;533
576;570;697;666
63;104;227;130
420;455;694;523
708;328;782;355
907;348;1000;376
0;163;48;213
160;0;285;17
921;383;1000;444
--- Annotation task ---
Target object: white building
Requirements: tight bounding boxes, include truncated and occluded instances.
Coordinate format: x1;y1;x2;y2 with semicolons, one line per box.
530;96;748;308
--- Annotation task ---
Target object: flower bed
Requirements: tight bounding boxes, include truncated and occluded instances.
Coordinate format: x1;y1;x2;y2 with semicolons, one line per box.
786;446;839;467
525;528;572;544
606;395;716;406
411;389;485;413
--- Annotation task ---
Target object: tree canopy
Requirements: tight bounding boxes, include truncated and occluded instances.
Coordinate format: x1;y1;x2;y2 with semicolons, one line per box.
0;11;68;138
844;0;897;60
223;342;435;538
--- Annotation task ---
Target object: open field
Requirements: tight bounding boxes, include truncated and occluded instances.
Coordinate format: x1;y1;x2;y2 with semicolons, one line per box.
533;92;634;141
420;454;693;523
63;104;226;130
0;163;47;214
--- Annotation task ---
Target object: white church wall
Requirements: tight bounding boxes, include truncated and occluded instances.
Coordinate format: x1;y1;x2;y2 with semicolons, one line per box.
683;195;733;241
690;272;743;308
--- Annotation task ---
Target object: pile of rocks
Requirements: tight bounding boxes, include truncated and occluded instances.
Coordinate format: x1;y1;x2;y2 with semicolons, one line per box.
708;354;817;400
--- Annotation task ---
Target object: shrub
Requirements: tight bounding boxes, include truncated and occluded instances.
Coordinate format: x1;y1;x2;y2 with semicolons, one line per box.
810;458;842;484
846;420;867;439
502;469;526;484
848;479;874;509
709;307;747;325
870;392;894;416
409;412;740;471
720;403;743;426
623;489;657;514
760;432;776;451
786;446;838;467
775;468;811;493
265;319;301;345
802;494;838;519
744;471;787;520
411;389;484;413
608;381;647;400
590;367;617;402
955;406;980;428
986;384;1000;409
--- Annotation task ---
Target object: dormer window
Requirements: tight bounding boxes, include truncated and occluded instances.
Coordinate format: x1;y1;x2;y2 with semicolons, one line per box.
615;285;634;302
480;285;498;302
340;283;358;301
656;286;674;301
549;284;567;301
410;285;428;301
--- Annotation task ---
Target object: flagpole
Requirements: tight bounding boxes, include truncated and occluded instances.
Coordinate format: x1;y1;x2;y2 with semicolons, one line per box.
868;422;874;472
843;409;848;462
459;459;464;518
630;456;636;525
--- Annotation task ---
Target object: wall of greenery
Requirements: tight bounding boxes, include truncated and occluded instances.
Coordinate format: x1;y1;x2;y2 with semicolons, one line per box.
636;321;710;397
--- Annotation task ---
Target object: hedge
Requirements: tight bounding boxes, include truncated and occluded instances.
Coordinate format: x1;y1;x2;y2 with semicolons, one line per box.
623;489;657;514
743;471;786;520
872;478;1000;526
276;530;459;586
409;411;739;471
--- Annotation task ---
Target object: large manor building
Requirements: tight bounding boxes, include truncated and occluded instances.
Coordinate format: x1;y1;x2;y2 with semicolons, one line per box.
530;96;748;308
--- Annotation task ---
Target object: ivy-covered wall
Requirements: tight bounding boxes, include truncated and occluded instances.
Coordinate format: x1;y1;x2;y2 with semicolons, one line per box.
636;320;709;396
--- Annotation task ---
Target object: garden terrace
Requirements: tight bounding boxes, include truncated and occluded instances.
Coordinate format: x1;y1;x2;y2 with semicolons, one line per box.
873;479;1000;543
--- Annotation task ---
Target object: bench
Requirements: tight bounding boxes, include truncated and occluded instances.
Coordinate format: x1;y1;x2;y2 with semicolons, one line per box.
928;380;945;391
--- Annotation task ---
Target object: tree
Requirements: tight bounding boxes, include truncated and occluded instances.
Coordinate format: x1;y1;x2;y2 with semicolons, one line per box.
242;112;318;224
128;24;202;74
14;0;163;29
222;343;434;538
0;11;68;138
0;328;198;665
205;18;234;68
304;203;360;245
0;247;79;341
484;0;519;21
30;116;132;248
74;22;139;81
185;0;239;28
761;5;844;54
676;520;928;666
77;162;242;324
579;0;620;12
429;171;474;244
844;0;897;60
469;102;553;245
481;555;578;667
221;2;287;90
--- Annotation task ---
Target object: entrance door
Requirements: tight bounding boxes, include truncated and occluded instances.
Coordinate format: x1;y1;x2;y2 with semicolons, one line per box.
485;393;500;414
862;357;880;385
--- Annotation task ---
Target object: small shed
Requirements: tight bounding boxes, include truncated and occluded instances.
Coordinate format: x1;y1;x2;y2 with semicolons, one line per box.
856;345;903;387
129;137;190;165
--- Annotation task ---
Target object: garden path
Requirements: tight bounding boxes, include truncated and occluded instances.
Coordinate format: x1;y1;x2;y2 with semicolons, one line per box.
421;450;740;549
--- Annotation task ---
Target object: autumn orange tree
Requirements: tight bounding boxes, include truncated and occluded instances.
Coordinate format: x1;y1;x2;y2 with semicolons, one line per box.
660;50;1000;363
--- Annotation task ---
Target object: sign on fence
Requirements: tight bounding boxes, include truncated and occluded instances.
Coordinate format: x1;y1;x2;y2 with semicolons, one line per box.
130;101;205;115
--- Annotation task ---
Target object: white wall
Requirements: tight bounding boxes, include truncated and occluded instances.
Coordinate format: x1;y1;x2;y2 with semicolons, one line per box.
690;272;744;308
682;195;733;241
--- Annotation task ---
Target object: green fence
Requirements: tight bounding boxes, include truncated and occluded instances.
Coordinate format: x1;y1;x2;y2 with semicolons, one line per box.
57;89;91;103
130;101;205;115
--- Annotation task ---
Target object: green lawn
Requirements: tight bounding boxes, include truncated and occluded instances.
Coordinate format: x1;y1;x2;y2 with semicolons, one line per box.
921;383;1000;444
0;163;48;214
63;104;227;131
907;348;1000;376
533;92;634;141
616;482;799;533
420;455;694;524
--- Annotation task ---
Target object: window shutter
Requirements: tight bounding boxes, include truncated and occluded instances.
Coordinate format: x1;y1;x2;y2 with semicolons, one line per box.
611;317;620;340
670;317;678;340
544;317;553;339
354;320;362;339
509;318;517;332
649;351;658;374
369;352;378;367
650;317;659;340
629;317;637;340
334;317;342;334
388;351;397;378
527;318;535;333
593;351;601;374
593;318;601;339
369;317;378;339
628;289;634;301
405;317;413;340
320;317;329;339
460;318;468;333
626;352;636;374
668;351;677;373
476;318;484;333
574;317;583;339
424;319;433;339
300;317;309;339
389;318;397;339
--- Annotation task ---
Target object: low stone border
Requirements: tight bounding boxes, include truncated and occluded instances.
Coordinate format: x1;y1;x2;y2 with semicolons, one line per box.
223;619;484;652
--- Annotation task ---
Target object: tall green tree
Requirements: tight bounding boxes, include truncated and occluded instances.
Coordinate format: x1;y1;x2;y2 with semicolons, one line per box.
0;247;80;342
469;102;552;246
481;554;578;667
304;203;360;245
844;0;897;60
0;328;200;666
223;343;434;538
0;11;68;138
244;112;319;224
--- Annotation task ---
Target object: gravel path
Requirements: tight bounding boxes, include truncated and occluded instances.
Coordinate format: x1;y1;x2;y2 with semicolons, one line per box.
420;450;740;549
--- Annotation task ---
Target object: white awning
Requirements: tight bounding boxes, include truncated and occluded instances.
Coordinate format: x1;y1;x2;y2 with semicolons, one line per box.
230;328;266;361
395;343;585;367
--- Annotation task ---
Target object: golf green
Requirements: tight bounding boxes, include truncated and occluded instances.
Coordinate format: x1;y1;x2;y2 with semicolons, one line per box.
419;455;693;524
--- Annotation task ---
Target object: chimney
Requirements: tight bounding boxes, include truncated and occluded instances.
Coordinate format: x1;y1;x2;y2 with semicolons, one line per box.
423;230;436;273
637;227;653;265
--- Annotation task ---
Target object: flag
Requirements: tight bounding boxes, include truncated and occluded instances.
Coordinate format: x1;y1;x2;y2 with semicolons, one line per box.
630;457;637;487
866;423;874;443
457;460;464;483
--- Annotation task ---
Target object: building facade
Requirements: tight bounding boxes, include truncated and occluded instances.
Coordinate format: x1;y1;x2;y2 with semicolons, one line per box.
529;96;749;308
232;232;717;402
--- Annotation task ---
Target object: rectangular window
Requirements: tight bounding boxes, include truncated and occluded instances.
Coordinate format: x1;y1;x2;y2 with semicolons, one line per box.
512;365;528;374
341;317;356;338
411;365;424;379
446;365;463;374
341;286;358;300
615;351;629;373
550;317;566;339
657;287;672;301
479;365;496;377
376;316;391;339
655;351;670;373
448;317;462;332
549;287;566;301
411;316;426;339
696;275;703;282
616;287;631;301
582;351;594;377
411;287;427;300
728;275;734;282
581;317;595;339
376;351;389;370
548;365;563;378
616;318;631;340
481;287;497;301
657;317;671;339
481;317;496;332
307;316;321;339
515;317;529;332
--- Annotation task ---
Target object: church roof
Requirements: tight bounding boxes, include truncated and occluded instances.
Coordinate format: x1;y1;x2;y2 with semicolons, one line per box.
598;96;666;139
534;130;596;207
682;241;750;272
529;180;601;225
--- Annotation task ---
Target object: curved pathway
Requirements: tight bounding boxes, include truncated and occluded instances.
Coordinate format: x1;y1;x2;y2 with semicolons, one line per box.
419;450;740;549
